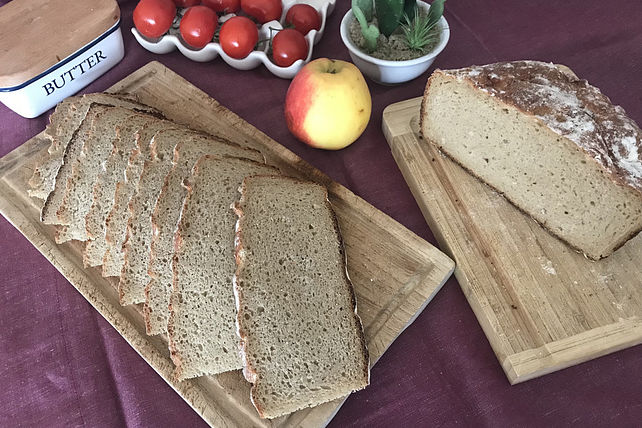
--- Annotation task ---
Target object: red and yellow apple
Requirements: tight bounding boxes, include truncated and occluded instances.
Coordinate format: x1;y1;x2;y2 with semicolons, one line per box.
285;59;372;150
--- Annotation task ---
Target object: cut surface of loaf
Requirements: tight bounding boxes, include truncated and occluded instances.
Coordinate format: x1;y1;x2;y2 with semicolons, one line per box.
83;113;166;267
29;93;159;200
144;137;263;335
233;175;369;419
168;156;279;380
101;123;179;277
421;60;642;260
55;107;158;243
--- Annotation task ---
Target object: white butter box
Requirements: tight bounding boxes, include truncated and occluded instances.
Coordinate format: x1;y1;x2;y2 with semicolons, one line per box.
0;0;124;118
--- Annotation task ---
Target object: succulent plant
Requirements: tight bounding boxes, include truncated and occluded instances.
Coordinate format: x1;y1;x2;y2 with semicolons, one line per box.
352;0;446;53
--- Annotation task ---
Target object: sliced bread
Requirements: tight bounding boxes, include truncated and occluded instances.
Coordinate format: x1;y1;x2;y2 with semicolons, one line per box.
233;175;369;419
82;113;167;266
55;107;159;243
168;156;279;380
144;137;263;334
40;104;108;224
420;61;642;259
117;130;221;304
43;93;143;151
101;124;179;277
28;93;159;200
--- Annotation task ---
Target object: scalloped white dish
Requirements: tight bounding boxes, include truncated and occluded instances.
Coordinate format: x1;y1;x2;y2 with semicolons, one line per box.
132;0;335;79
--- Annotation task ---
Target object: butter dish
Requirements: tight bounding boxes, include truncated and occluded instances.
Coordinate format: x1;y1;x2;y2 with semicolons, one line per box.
0;0;124;118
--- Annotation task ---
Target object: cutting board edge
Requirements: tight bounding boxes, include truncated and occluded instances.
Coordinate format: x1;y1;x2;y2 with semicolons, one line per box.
502;316;642;384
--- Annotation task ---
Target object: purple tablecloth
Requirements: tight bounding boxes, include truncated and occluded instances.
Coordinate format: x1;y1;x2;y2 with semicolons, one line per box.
1;1;641;426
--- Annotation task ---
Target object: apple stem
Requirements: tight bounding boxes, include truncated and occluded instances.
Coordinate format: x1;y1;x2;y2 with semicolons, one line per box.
327;60;338;74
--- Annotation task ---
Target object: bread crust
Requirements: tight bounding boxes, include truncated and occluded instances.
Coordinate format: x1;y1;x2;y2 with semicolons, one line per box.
324;189;370;386
424;66;642;196
420;69;642;260
167;164;192;381
231;184;259;410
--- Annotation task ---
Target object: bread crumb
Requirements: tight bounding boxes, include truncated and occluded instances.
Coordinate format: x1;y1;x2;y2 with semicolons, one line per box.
539;258;557;275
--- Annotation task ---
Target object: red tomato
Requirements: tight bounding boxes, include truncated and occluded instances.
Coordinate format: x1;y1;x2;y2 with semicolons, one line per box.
272;28;308;67
219;16;259;59
285;4;321;35
180;6;218;49
201;0;241;14
240;0;282;24
133;0;176;39
173;0;199;6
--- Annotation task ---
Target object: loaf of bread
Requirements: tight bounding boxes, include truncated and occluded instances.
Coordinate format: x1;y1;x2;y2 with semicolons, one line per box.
421;60;642;260
233;175;369;418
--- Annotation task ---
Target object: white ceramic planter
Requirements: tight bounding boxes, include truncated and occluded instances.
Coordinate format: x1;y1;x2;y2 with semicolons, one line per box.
0;21;124;118
132;0;335;79
340;1;449;85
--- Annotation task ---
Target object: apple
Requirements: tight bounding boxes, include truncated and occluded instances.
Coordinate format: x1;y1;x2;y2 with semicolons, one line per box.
285;59;371;150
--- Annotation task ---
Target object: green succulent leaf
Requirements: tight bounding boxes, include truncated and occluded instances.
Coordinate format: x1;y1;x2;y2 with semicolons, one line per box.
375;0;405;37
353;3;380;52
401;3;443;53
403;0;417;21
426;0;446;29
352;0;374;22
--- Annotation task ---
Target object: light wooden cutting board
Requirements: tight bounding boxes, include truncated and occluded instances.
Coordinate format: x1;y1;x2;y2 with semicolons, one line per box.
383;97;642;385
0;62;455;427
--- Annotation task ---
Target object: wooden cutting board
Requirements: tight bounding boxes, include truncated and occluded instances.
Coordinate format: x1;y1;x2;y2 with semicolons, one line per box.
383;97;642;385
0;62;455;427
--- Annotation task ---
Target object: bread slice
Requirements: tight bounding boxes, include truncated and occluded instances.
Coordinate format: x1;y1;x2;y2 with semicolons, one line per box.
82;113;167;267
43;93;144;152
29;95;121;197
144;138;263;335
28;93;159;200
101;124;180;278
420;61;642;259
121;131;264;307
168;156;279;380
40;104;108;224
233;175;369;419
118;131;238;304
55;107;160;243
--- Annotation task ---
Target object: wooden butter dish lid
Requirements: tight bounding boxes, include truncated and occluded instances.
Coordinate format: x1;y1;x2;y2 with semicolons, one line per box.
0;0;120;88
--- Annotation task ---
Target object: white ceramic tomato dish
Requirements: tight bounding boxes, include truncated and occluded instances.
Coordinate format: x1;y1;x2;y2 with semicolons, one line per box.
132;0;335;79
0;0;124;118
